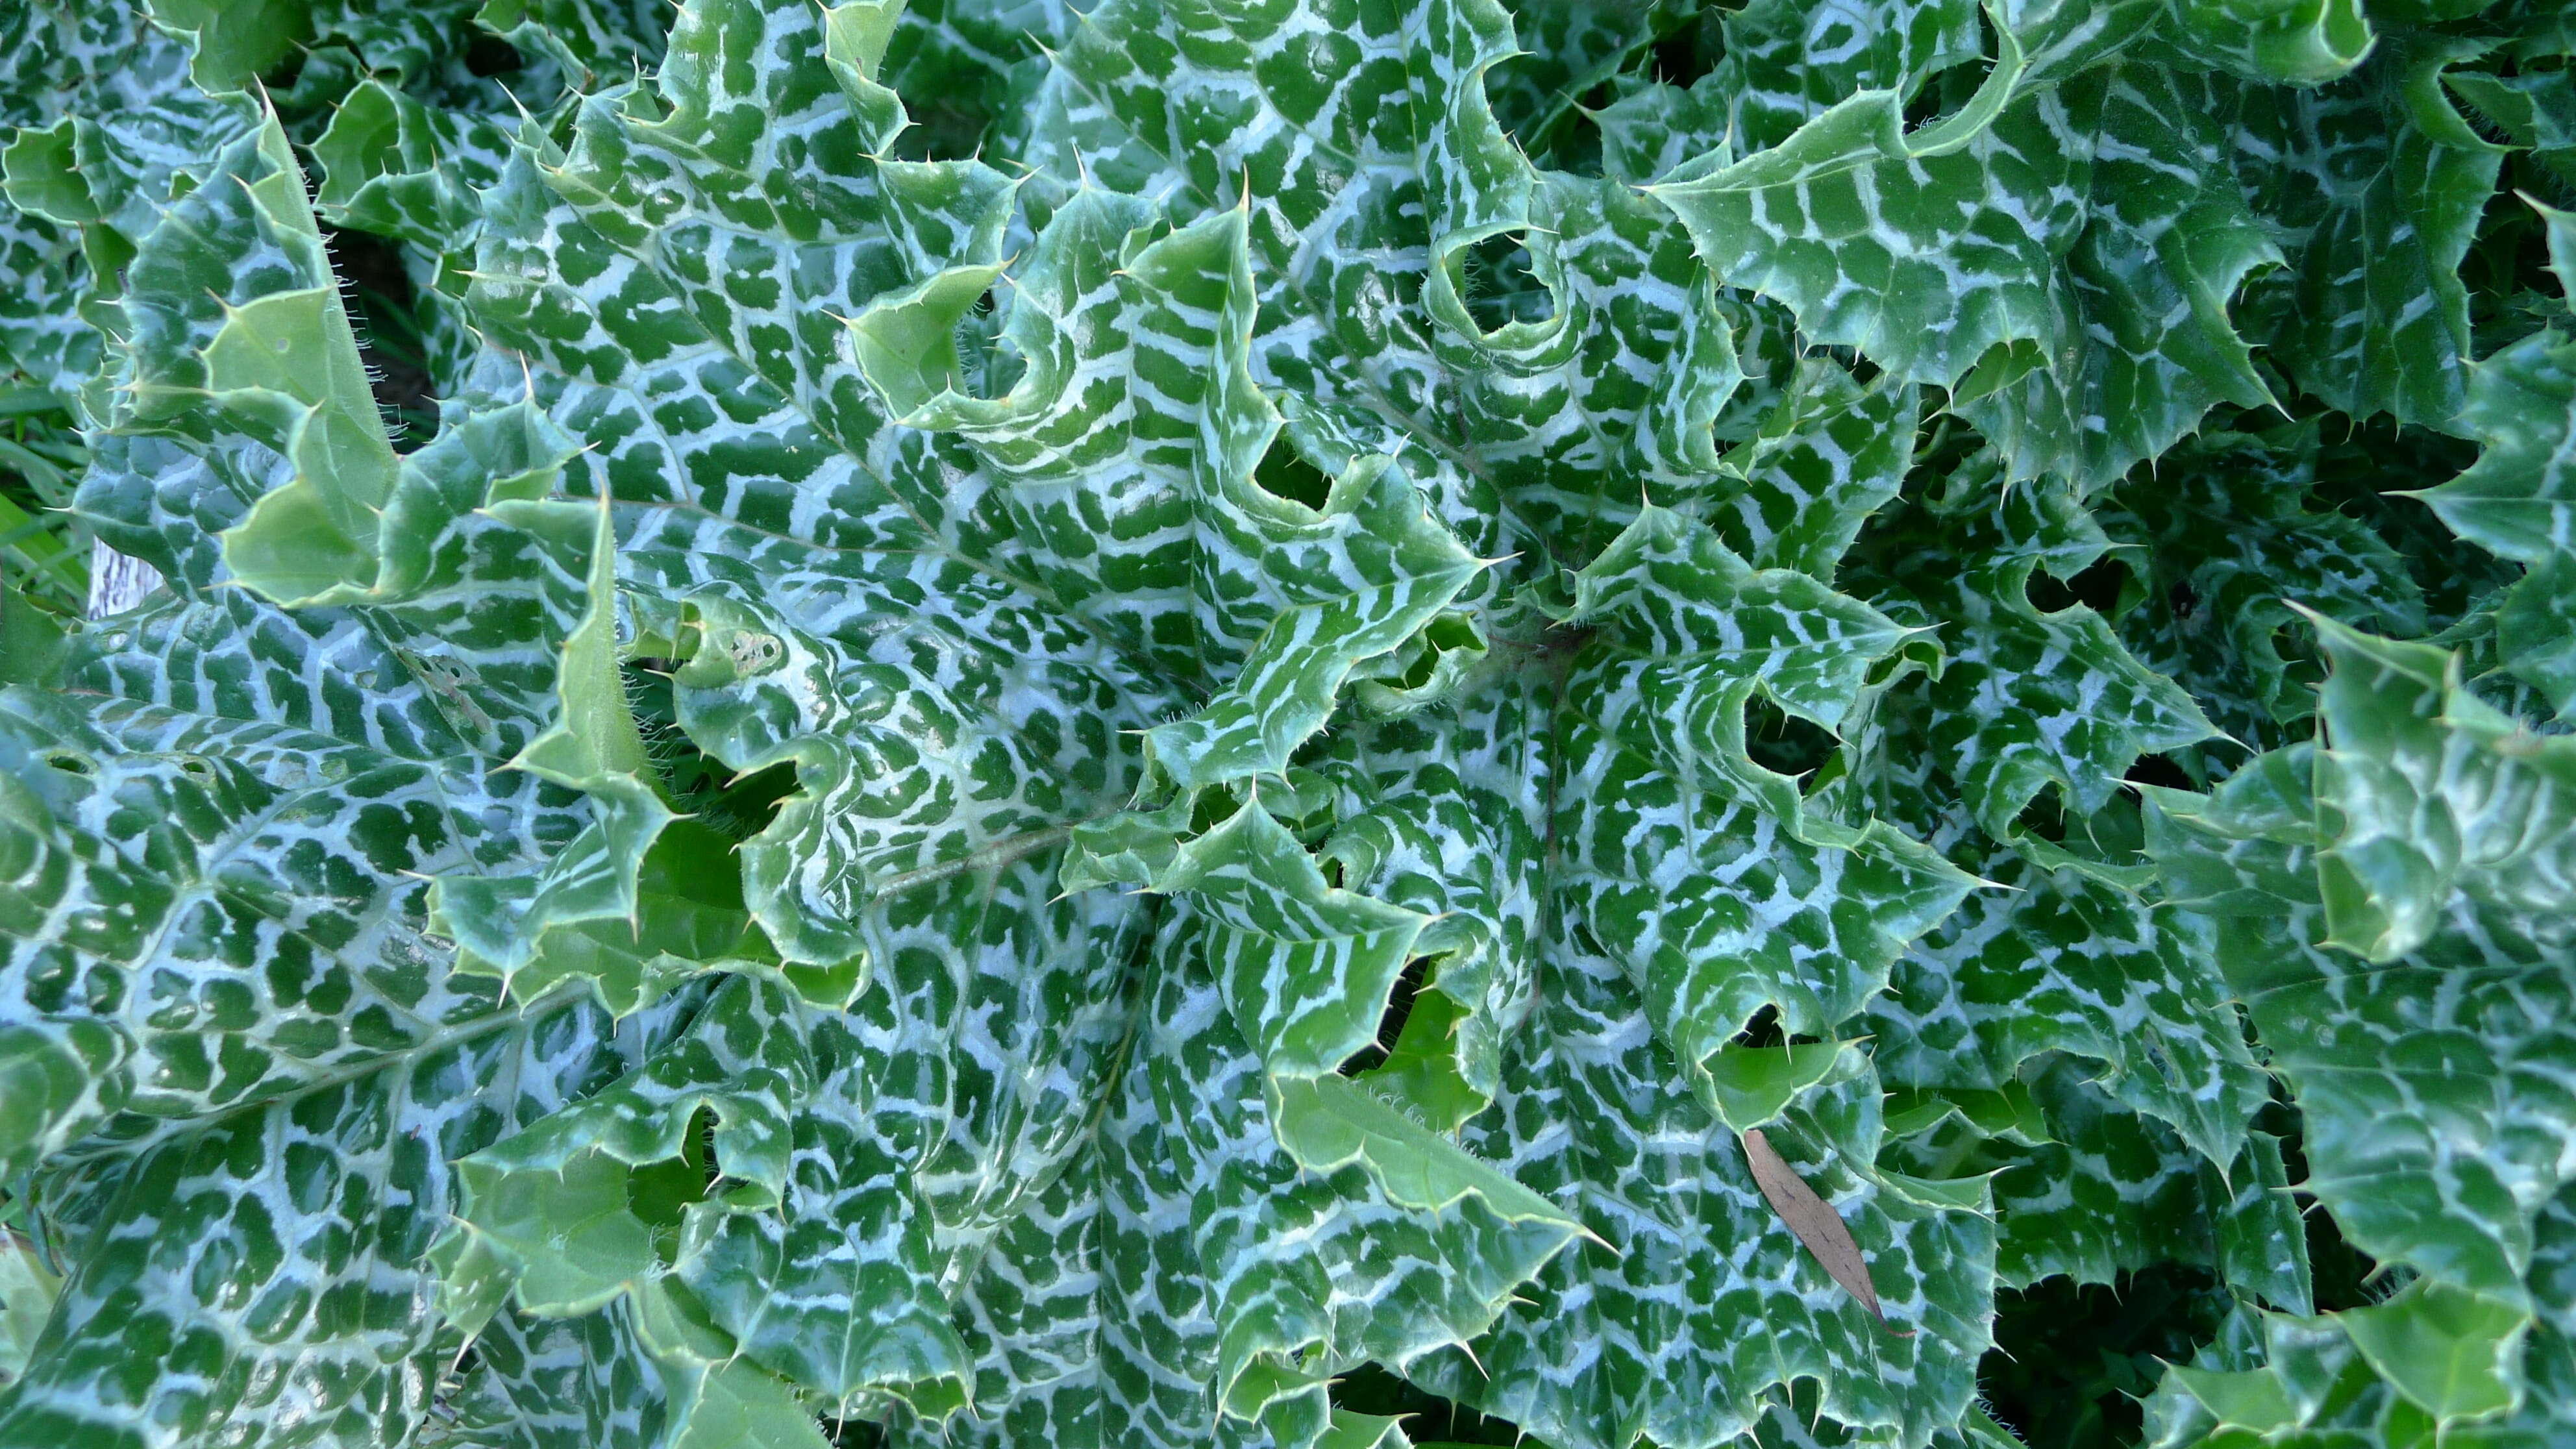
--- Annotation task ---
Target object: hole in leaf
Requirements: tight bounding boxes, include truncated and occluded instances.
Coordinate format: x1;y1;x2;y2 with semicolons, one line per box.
702;762;796;842
2166;578;2199;622
1361;611;1482;704
177;756;214;780
2462;168;2564;349
1909;410;1988;486
1900;21;2003;141
625;1109;716;1230
260;47;309;92
2267;1101;2393;1313
2303;415;2497;628
1461;231;1554;333
1340;955;1431;1076
1953;337;2042;406
1492;54;1613;173
1732;1003;1785;1050
325;228;440;449
1744;697;1839;780
828;1416;891;1448
2012;791;2066;843
893;95;994;164
697;1107;725;1194
1897;6;2007;139
434;1343;483;1407
1330;1363;1530;1445
1980;1264;2233;1449
1383;639;1444;695
951;286;1026;399
2122;753;2194;793
1525;86;1613;178
463;33;525;77
724;630;784;673
2022;556;2125;616
626;663;800;840
42;751;91;776
1650;21;1723;87
1188;785;1248;836
2307;1195;2405;1308
2270;625;2328;701
1252;439;1333;511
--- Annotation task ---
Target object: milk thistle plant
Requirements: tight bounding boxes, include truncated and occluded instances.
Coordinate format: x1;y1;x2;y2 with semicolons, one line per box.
1;1;2573;1447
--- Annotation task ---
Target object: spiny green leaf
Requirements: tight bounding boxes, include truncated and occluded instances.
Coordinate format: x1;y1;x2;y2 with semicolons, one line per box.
1651;34;2284;489
2231;35;2505;432
1852;464;2218;843
2146;700;2576;1310
2145;1280;2572;1446
1428;1028;1996;1449
1075;796;1437;1085
1870;852;2268;1170
2149;0;2373;86
2306;621;2576;963
1886;1058;2309;1307
2104;426;2428;747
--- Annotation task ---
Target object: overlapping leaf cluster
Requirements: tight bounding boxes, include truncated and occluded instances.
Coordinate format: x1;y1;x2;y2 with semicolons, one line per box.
2;0;2574;1446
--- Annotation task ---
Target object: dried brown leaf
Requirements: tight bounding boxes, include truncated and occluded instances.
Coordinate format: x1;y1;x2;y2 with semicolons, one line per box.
1742;1127;1911;1336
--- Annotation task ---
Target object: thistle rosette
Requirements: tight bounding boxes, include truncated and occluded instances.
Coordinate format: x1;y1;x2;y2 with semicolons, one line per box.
5;1;2576;1448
